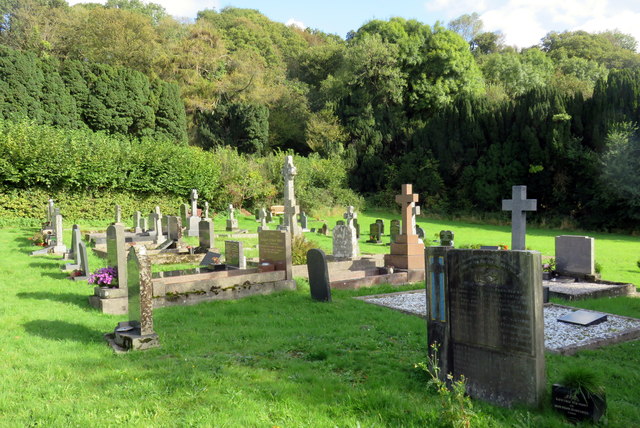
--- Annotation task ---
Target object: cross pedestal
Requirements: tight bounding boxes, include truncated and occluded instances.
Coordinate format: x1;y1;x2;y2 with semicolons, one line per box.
502;185;537;251
384;184;425;270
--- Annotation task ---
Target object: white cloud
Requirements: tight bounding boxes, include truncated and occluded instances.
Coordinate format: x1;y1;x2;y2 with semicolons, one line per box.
286;18;306;30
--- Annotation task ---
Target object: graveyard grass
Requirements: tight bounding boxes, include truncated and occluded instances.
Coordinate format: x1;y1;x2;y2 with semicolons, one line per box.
1;214;640;427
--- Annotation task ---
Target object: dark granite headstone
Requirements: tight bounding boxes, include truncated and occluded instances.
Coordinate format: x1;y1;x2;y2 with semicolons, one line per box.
259;230;292;279
375;219;385;235
225;240;246;269
552;384;606;423
367;223;382;244
199;251;221;266
445;249;545;407
557;310;607;326
425;246;452;381
320;223;329;236
307;249;331;302
198;218;214;250
440;230;454;246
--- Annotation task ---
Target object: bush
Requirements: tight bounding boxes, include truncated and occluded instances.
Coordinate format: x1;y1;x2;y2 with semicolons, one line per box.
291;235;319;265
595;260;603;274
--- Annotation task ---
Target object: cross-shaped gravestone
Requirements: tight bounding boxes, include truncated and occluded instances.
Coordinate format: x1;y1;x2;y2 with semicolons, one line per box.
258;208;268;231
396;184;419;236
190;189;198;217
502;185;537;251
281;155;301;236
343;206;357;228
228;204;235;221
428;255;446;322
203;201;210;220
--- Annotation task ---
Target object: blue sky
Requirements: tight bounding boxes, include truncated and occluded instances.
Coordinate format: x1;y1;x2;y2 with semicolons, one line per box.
68;0;640;50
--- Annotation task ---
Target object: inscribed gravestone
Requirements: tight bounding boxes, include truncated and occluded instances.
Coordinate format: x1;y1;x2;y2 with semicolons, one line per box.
384;184;425;270
133;211;143;234
440;230;454;247
390;219;401;244
447;249;545;407
167;216;182;242
258;208;268;232
72;241;90;281
225;240;246;269
258;230;292;279
367;223;382;243
64;225;82;270
307;249;331;301
555;235;595;277
187;189;200;237
106;223;127;289
375;219;385;235
52;214;67;254
198;218;214;250
425;246;452;381
502;185;536;251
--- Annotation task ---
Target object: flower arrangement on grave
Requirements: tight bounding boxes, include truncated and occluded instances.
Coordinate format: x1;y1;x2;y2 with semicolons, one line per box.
28;231;46;246
542;258;557;273
70;269;84;278
498;244;508;250
88;266;118;288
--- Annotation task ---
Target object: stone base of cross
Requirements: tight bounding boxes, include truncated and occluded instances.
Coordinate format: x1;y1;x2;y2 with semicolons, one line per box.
384;184;425;270
284;204;301;236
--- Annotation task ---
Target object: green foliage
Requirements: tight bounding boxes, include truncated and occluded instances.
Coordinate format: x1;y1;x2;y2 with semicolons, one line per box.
636;259;640;269
291;234;319;265
559;366;605;396
595;260;603;274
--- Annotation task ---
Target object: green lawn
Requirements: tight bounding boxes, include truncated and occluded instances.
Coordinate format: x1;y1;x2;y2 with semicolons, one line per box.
1;214;639;427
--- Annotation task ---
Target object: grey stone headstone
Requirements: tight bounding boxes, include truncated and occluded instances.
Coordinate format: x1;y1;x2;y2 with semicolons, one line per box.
142;217;148;232
307;249;331;302
68;224;81;262
502;185;537;251
440;230;454;247
281;155;302;237
167;216;182;242
332;224;359;259
367;223;382;243
390;220;401;244
126;246;154;336
47;199;55;225
106;223;127;289
76;241;89;278
375;219;385;235
300;212;308;230
133;211;142;234
258;230;292;279
114;204;122;224
200;251;221;266
353;219;360;239
446;249;545;407
225;240;246;269
425;246;452;381
198;219;214;250
52;214;67;254
180;204;189;227
555;235;594;276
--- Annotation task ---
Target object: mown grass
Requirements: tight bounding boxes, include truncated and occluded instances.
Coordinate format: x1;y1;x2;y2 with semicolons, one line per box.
2;213;640;427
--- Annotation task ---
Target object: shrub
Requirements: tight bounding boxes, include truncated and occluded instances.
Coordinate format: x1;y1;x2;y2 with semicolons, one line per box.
291;235;319;265
595;261;603;274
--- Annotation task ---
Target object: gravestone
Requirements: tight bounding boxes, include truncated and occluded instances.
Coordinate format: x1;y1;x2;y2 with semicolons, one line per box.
390;220;401;244
281;155;302;236
198;218;215;251
114;204;123;225
258;208;268;232
226;204;238;231
375;219;385;235
480;245;500;250
110;246;159;351
179;203;189;228
415;225;425;240
72;241;90;281
320;223;329;236
555;235;595;277
258;230;292;279
200;251;221;266
384;184;425;270
307;249;331;302
161;215;168;235
167;216;182;242
52;214;67;255
133;211;143;234
187;189;201;237
266;210;273;223
425;246;452;381
367;223;382;243
106;223;127;290
557;310;607;326
440;230;454;247
142;217;148;232
203;201;211;220
445;249;545;407
46;199;55;226
502;185;537;251
300;212;309;231
151;207;164;243
63;225;82;270
353;218;360;239
411;203;420;232
225;240;246;269
552;384;606;423
333;206;359;259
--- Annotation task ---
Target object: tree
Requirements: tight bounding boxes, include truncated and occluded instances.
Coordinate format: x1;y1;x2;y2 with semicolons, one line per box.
105;0;167;25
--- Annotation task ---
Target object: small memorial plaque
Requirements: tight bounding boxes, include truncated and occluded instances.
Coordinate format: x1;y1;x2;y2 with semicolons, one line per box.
552;384;606;423
557;310;608;327
200;251;221;266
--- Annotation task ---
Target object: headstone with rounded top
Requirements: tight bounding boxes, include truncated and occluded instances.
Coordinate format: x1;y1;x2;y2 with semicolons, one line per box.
307;249;331;302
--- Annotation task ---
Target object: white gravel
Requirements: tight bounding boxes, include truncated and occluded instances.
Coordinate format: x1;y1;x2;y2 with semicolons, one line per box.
363;290;640;353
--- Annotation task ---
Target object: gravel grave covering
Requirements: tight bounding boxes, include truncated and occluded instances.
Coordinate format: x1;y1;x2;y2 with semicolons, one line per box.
544;278;631;296
361;290;640;354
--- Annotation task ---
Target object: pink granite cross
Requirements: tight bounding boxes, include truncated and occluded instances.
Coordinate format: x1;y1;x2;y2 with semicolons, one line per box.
396;184;419;236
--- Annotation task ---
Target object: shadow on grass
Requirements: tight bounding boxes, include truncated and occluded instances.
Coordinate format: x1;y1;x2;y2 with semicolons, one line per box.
28;261;62;269
23;320;103;344
16;291;89;309
40;271;73;280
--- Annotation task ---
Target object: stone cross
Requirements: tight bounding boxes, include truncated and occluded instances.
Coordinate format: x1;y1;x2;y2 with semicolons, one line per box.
190;189;198;217
228;204;235;221
115;204;122;224
502;185;537;251
396;184;419;236
204;201;209;220
47;199;55;224
411;203;420;231
259;208;268;230
343;206;357;228
281;155;301;236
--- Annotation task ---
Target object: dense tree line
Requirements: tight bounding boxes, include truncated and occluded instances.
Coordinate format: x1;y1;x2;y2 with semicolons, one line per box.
1;1;640;229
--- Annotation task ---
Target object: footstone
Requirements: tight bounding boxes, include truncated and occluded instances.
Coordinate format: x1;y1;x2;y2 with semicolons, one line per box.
307;249;331;302
557;310;607;326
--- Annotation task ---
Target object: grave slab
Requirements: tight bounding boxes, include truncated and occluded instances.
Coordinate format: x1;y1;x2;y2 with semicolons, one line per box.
557;309;607;326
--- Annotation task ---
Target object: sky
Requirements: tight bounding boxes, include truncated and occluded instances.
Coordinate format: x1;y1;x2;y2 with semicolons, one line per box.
67;0;640;50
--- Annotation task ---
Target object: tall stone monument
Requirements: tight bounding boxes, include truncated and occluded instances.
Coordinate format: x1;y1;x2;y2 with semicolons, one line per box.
258;208;268;232
332;206;359;259
502;185;537;251
281;155;301;237
187;189;201;237
52;214;67;255
114;204;123;226
384;184;425;269
226;204;238;231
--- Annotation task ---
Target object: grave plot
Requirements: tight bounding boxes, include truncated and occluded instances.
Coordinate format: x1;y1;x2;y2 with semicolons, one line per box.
545;277;636;300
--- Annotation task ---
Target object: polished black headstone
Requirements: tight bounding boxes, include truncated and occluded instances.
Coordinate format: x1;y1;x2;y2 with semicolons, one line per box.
307;248;331;302
200;251;221;266
557;310;607;326
552;384;606;423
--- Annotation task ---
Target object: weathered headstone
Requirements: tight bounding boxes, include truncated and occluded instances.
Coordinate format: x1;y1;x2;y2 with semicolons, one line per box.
198;218;215;251
114;204;123;225
258;230;292;279
353;218;360;239
52;214;67;255
390;219;401;244
307;249;331;302
110;246;159;351
63;225;82;269
300;211;309;231
384;184;425;270
333;206;359;258
375;219;385;235
179;203;189;228
72;241;90;281
502;185;537;251
425;246;452;380
367;223;382;243
187;189;201;237
226;204;238;231
555;235;595;277
203;201;210;220
258;208;269;232
320;223;329;236
106;223;127;290
46;199;55;226
225;240;246;269
281;155;302;236
151;206;164;243
444;249;545;407
440;230;454;247
552;384;606;423
133;211;143;234
167;216;182;242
